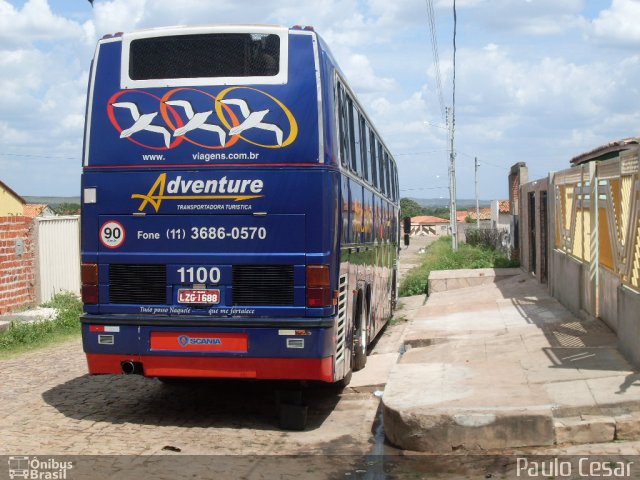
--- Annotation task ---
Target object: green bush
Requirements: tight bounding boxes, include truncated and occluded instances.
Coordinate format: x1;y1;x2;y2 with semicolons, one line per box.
399;237;520;297
0;292;82;355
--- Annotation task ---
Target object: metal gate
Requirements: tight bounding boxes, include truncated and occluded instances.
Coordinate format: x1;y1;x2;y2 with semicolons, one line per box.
36;216;80;303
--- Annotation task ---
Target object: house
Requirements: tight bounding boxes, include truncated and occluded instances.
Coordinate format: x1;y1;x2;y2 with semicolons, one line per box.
459;208;492;224
490;200;511;231
24;203;56;218
410;215;449;236
0;180;26;216
456;210;469;223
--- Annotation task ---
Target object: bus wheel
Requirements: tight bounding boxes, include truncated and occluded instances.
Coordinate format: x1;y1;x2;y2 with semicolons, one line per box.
353;296;368;371
391;270;398;312
335;369;352;389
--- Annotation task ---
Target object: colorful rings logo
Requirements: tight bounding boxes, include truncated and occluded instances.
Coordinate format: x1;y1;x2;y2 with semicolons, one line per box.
107;87;298;151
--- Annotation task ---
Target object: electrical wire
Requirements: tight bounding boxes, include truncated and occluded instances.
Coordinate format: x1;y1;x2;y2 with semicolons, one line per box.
451;0;457;149
425;0;446;119
400;185;449;192
1;152;77;160
394;150;448;156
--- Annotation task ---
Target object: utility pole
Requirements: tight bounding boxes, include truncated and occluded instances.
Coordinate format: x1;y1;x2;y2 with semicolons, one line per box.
475;157;480;229
446;107;458;250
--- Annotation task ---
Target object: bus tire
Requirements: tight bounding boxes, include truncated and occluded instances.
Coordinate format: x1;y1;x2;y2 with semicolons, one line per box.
391;269;398;312
335;369;352;389
353;296;368;371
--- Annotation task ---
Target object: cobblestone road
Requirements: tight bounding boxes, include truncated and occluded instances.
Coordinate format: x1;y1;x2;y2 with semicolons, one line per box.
0;336;389;456
5;236;639;479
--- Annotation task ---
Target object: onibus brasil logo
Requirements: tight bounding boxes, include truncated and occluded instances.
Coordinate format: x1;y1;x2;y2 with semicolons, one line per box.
132;173;265;213
108;86;298;150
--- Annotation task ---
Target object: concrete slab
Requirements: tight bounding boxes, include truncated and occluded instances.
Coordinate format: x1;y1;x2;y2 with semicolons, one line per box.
554;416;616;445
428;268;522;294
615;412;640;440
384;271;640;452
350;352;399;390
0;308;58;332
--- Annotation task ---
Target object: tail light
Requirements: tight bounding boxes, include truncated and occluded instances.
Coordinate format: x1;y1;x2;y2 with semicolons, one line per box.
81;285;99;304
306;265;332;307
81;262;99;304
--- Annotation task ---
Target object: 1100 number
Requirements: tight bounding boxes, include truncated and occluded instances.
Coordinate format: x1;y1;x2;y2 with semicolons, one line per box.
177;267;221;284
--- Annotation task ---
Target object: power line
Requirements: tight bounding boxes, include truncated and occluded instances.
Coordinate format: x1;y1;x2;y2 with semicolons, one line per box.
1;152;77;160
448;0;458;251
452;0;457;128
394;150;448;156
425;0;446;118
400;185;448;192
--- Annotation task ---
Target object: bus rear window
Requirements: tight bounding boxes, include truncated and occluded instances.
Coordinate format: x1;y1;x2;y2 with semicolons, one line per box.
129;33;280;80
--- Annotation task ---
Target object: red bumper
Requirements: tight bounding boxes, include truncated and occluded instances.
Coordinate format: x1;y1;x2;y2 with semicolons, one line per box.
86;353;334;382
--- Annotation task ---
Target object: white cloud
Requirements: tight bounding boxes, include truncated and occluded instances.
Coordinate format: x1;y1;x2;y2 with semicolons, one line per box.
1;0;640;199
588;0;640;47
0;0;85;46
91;0;146;37
435;0;586;36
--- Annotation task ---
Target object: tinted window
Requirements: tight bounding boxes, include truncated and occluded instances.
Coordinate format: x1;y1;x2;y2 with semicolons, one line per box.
348;98;358;173
377;141;385;193
360;117;369;183
384;152;391;196
369;129;378;188
389;162;396;200
337;84;351;168
130;33;280;80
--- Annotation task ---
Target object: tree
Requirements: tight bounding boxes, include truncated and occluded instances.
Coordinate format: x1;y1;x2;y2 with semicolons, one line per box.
425;207;450;220
400;198;426;220
54;203;81;215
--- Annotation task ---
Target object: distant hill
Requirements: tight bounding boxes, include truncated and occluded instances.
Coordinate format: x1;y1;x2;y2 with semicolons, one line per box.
24;196;80;206
409;197;491;209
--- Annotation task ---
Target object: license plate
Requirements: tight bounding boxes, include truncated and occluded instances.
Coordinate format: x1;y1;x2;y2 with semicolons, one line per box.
177;289;220;304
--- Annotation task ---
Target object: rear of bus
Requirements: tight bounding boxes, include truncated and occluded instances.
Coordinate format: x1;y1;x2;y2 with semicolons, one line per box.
80;25;344;382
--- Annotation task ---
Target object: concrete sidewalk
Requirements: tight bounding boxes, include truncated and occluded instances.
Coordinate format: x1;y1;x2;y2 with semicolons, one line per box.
0;307;58;332
383;271;640;452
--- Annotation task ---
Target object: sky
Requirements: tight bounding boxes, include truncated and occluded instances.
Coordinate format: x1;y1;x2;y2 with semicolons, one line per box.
1;0;640;200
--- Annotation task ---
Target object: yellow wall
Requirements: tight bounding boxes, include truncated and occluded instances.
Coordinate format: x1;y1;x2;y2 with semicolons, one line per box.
0;187;24;216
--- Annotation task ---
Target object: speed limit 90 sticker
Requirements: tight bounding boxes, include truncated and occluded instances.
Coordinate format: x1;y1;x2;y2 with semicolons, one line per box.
100;220;126;249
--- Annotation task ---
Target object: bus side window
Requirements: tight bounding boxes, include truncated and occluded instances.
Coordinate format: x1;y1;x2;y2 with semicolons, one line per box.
393;163;397;200
389;162;395;201
384;151;391;197
351;102;362;177
358;114;369;182
337;83;350;169
393;163;399;201
369;128;378;189
377;141;385;195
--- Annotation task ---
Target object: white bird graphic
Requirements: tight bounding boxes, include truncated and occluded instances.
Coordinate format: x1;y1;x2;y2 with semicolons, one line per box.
164;100;227;146
112;102;171;148
220;98;283;146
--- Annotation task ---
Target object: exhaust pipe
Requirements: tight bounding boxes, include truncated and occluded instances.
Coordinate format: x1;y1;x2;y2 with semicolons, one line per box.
121;361;143;375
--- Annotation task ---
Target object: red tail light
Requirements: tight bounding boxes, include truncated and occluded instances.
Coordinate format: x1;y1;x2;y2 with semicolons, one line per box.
82;285;99;304
81;262;99;304
81;263;98;284
306;265;332;307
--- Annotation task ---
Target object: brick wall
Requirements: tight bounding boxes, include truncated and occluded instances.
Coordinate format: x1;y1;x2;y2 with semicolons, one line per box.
0;216;36;314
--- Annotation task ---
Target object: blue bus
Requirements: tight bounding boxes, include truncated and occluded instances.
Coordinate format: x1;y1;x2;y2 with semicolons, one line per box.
80;25;400;386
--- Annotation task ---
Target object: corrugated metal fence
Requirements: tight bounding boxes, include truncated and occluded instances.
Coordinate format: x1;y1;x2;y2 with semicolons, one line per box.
35;216;80;303
552;153;640;296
